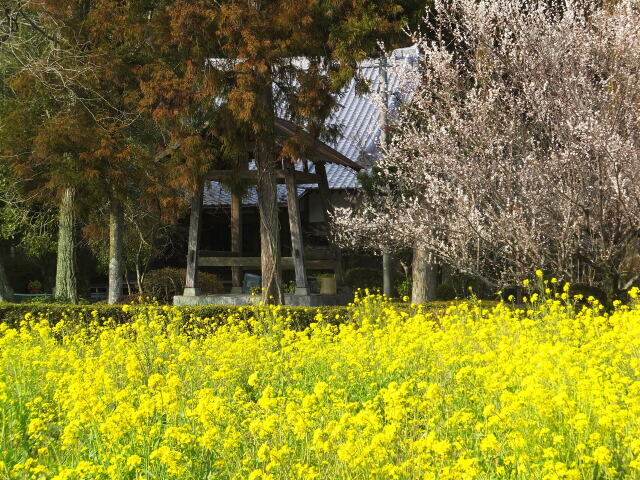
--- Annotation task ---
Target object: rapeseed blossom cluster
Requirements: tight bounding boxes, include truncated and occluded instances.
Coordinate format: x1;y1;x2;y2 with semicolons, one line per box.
1;289;640;479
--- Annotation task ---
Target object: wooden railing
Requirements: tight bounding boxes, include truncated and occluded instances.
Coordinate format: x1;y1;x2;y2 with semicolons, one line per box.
198;255;336;270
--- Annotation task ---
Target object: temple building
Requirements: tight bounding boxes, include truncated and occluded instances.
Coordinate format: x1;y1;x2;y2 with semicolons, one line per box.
174;46;419;306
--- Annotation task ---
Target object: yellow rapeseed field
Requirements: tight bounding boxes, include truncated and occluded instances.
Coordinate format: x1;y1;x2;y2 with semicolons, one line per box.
1;283;640;479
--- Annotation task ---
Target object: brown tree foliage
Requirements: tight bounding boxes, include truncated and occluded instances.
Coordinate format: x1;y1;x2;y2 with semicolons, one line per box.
135;0;422;302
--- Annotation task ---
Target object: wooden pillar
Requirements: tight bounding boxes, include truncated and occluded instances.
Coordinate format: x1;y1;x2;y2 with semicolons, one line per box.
315;162;345;286
184;182;204;296
230;191;243;293
284;160;309;295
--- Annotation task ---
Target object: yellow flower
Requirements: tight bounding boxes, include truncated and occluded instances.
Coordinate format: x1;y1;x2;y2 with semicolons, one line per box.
480;433;500;452
592;446;612;465
248;469;263;480
296;463;320;480
248;372;260;387
2;291;640;478
126;455;142;470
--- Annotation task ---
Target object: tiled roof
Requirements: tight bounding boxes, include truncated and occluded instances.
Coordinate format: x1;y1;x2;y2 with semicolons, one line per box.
204;45;420;207
204;182;300;207
328;46;420;166
203;162;355;206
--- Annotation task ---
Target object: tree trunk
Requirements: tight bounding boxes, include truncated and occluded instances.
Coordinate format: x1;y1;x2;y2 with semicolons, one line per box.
136;262;144;296
380;56;392;298
255;82;283;304
124;269;132;296
383;251;393;297
412;247;438;304
256;156;283;304
55;187;78;303
0;258;13;302
108;198;124;304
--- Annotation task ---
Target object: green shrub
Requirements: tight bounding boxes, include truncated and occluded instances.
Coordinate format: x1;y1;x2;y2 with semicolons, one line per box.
396;277;412;299
345;267;382;292
436;283;457;301
142;267;224;302
283;280;297;294
569;283;610;308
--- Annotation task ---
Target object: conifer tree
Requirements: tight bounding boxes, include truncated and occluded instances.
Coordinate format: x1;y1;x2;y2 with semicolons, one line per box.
1;1;159;303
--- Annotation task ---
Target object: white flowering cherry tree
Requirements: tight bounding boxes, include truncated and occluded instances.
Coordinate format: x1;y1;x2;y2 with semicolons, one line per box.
336;0;640;301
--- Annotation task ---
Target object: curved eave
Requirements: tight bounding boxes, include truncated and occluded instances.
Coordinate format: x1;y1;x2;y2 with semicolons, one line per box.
274;117;363;171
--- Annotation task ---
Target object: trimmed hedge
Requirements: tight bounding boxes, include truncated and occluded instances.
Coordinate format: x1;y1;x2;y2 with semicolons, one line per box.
143;267;224;302
0;302;351;330
0;300;458;331
345;267;383;291
0;303;127;326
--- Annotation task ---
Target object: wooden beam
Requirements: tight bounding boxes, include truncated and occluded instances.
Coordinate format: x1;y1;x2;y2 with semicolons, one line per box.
274;118;363;171
294;171;320;185
198;256;335;269
206;170;320;185
151;117;363;172
284;161;309;294
184;183;204;296
199;250;239;257
315;162;346;286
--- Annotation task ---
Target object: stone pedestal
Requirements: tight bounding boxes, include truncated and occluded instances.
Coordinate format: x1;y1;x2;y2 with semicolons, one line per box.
173;293;351;307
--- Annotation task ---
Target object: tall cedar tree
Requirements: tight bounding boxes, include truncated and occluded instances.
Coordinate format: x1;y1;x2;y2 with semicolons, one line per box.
138;0;424;303
1;1;160;303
